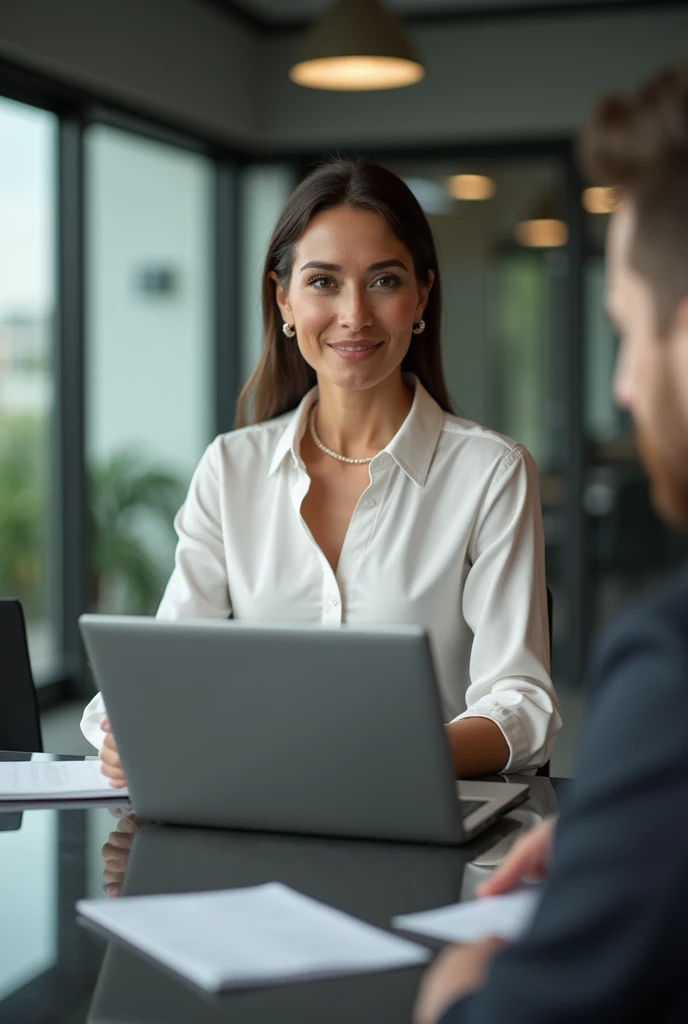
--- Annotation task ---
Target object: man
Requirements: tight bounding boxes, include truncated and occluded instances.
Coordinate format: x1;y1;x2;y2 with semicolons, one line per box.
416;62;688;1024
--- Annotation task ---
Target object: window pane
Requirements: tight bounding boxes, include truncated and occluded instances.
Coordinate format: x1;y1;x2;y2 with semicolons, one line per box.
85;126;214;614
0;97;57;676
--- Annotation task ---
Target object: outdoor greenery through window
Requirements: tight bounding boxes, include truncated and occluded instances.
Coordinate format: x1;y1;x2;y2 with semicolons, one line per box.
0;96;57;675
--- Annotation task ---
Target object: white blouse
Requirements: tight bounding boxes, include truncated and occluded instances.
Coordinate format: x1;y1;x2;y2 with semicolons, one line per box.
81;375;561;770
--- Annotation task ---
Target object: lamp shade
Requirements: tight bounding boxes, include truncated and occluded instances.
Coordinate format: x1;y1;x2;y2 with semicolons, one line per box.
290;0;425;92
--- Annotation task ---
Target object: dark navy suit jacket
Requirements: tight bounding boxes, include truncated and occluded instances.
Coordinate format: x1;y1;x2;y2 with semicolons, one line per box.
441;567;688;1024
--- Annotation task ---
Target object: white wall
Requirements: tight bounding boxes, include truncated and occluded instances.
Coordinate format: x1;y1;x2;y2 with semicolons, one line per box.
259;7;688;149
0;0;260;145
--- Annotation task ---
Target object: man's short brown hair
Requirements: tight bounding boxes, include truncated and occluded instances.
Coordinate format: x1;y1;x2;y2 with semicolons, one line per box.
580;64;688;334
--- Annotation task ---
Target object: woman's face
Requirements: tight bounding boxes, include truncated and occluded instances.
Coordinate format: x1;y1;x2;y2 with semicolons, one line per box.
273;206;433;394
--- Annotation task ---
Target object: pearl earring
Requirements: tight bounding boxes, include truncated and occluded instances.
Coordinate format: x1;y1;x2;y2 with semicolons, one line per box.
282;323;296;338
412;319;426;335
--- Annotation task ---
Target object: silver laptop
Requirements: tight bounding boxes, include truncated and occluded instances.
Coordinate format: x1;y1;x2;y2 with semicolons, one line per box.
79;616;528;845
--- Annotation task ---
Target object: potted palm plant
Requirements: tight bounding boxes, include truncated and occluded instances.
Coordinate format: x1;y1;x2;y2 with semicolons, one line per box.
89;448;184;613
0;418;185;616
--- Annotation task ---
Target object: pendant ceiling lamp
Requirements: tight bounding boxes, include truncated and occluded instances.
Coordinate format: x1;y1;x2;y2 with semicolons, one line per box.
290;0;425;92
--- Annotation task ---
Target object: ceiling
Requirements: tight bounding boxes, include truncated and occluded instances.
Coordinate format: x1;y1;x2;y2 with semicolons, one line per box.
221;0;650;28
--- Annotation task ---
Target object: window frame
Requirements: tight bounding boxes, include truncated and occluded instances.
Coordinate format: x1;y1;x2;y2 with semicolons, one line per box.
0;58;243;696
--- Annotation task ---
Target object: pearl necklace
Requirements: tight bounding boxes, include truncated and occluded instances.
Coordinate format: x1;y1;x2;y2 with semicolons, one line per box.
308;405;376;465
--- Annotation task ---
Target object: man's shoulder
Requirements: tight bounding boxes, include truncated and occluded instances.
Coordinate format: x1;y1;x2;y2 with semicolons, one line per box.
598;565;688;650
589;565;688;700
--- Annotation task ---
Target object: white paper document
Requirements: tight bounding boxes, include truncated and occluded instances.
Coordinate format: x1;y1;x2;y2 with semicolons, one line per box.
0;759;128;800
393;889;541;945
76;882;431;992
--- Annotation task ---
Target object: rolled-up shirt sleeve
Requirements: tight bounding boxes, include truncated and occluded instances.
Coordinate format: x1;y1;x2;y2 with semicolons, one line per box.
79;439;231;749
80;691;108;750
456;446;562;772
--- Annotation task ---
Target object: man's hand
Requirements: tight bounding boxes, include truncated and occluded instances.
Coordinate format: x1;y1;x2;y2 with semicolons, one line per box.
101;813;140;896
414;939;505;1024
477;816;556;897
99;718;128;789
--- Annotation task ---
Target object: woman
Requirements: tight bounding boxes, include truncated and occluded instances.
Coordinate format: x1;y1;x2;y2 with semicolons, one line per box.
83;159;561;784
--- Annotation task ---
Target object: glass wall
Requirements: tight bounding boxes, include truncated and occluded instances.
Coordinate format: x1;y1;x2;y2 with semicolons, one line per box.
387;158;570;678
0;97;57;676
85;126;214;615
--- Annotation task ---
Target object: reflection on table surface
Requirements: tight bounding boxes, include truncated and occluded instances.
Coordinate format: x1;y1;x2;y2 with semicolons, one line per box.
0;751;564;1023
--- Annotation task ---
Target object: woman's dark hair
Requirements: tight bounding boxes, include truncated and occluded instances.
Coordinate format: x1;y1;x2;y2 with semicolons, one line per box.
236;158;453;426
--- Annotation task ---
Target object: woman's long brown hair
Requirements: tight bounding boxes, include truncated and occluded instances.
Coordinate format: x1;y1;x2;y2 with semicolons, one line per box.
236;159;453;427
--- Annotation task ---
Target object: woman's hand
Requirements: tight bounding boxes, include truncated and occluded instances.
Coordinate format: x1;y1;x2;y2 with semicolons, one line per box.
99;718;128;789
477;816;557;897
101;813;140;896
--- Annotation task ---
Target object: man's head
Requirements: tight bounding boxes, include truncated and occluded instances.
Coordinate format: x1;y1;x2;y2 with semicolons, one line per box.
581;65;688;527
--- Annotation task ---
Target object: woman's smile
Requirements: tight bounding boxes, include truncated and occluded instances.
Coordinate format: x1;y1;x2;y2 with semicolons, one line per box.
326;340;385;360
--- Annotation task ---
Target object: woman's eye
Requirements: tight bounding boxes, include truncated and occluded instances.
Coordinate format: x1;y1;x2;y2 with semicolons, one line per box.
307;275;336;289
373;274;402;288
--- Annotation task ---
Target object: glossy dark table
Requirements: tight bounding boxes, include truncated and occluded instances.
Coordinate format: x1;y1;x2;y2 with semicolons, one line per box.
0;752;566;1024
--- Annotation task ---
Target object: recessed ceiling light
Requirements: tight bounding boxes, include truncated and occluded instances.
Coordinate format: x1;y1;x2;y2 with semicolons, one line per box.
582;186;619;214
446;175;497;201
515;219;568;248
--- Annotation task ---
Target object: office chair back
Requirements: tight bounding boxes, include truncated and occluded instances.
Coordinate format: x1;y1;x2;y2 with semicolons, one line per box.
0;599;43;752
535;585;554;778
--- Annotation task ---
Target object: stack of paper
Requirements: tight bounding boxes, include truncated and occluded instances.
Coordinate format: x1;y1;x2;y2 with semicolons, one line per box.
77;882;431;992
392;889;541;944
0;759;128;800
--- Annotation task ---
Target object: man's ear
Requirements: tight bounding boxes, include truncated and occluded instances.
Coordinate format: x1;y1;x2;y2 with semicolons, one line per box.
673;295;688;334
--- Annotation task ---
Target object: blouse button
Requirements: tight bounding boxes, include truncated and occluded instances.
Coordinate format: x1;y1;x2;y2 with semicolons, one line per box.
327;594;339;607
363;498;376;509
